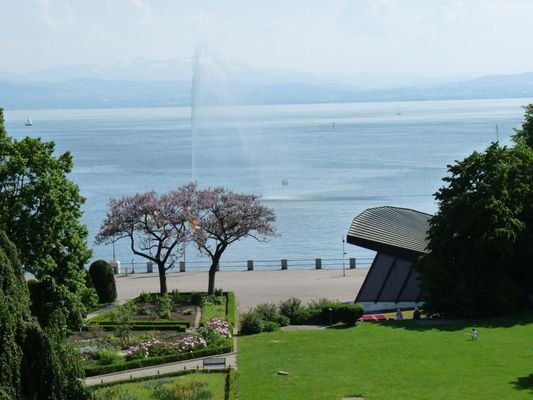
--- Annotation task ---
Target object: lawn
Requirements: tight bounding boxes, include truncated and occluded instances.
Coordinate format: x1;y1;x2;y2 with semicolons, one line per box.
238;315;533;399
92;372;226;400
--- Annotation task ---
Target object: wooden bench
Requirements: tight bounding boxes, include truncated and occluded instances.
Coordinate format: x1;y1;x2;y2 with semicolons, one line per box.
202;357;227;369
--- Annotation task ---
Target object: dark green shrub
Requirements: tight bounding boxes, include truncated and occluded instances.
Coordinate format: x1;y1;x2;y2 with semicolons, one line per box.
262;321;280;332
202;295;224;306
80;286;99;310
89;260;117;303
27;279;55;327
305;298;340;324
157;294;173;319
293;307;312;325
279;297;304;323
226;292;237;327
330;304;364;326
239;310;264;335
95;348;121;365
190;292;203;305
138;291;156;303
169;289;182;303
254;303;280;322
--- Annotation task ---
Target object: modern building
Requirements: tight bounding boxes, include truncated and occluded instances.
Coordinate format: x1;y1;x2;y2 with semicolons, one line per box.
347;206;432;312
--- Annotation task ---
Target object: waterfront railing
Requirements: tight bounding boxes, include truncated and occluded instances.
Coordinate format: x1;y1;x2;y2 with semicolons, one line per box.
109;257;373;275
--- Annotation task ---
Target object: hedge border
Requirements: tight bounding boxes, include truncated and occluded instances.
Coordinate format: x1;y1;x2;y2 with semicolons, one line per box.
84;343;233;377
225;291;236;328
90;369;234;400
89;324;187;332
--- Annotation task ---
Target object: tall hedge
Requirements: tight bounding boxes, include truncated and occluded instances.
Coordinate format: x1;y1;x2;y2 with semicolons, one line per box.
0;230;90;399
89;259;117;303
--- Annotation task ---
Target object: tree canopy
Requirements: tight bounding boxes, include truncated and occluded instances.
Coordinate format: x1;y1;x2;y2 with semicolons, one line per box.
97;183;276;295
417;105;533;317
0;230;89;399
0;108;93;329
96;183;197;294
193;186;276;294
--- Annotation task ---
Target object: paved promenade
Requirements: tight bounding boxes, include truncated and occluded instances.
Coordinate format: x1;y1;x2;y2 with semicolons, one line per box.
115;268;368;311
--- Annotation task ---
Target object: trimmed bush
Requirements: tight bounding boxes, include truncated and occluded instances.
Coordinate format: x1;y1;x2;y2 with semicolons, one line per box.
190;292;203;305
262;321;281;332
239;311;264;335
329;303;364;326
89;260;117;303
279;297;304;323
226;291;237;327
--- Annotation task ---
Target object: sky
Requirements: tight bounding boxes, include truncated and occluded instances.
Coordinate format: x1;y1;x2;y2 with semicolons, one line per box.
1;0;533;80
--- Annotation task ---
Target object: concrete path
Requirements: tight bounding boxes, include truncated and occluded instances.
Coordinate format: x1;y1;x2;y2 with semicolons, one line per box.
85;352;237;386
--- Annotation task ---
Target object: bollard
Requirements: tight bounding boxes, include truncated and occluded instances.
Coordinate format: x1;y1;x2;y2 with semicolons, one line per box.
179;261;186;272
109;260;120;275
315;258;322;270
131;259;135;274
247;260;254;271
146;261;153;273
350;258;356;269
328;307;333;326
281;259;288;270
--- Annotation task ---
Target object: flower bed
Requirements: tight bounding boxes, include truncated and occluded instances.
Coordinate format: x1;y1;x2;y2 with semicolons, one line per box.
76;292;236;376
79;317;233;377
125;336;207;360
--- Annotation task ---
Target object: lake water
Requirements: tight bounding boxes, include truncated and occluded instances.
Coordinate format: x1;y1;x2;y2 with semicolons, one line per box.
4;97;532;271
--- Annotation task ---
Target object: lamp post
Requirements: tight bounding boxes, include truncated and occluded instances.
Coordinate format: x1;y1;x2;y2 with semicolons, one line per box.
342;237;347;277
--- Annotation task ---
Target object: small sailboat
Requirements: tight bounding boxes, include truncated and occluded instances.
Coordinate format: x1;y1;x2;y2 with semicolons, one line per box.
25;116;32;126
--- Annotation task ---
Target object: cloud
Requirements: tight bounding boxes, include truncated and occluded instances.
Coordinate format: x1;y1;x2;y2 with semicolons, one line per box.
129;0;155;22
35;0;74;28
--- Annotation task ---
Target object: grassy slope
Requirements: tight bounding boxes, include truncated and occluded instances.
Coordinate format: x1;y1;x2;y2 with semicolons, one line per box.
238;317;533;399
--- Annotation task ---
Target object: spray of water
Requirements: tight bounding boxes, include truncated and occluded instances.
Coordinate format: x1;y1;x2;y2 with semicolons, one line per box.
189;44;293;197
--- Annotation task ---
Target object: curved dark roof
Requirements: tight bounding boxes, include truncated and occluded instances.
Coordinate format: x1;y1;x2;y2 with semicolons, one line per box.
347;206;432;260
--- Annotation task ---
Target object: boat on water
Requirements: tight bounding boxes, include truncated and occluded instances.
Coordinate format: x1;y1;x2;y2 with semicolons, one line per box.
25;117;32;126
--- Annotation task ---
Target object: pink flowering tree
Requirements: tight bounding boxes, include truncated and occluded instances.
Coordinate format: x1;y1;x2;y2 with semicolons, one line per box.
194;187;277;295
95;183;197;294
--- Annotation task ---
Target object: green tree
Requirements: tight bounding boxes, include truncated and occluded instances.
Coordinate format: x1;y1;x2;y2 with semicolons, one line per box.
0;108;93;329
512;104;533;147
0;230;90;399
417;106;533;317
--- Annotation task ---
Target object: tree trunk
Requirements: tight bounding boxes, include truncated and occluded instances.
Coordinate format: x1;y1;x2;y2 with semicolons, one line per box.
207;246;222;296
208;265;216;295
158;263;168;294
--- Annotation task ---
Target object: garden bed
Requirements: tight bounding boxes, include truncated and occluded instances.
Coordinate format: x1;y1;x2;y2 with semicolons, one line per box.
73;291;236;376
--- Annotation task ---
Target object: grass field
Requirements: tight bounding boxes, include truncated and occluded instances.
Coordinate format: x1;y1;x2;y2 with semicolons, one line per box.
238;314;533;399
92;372;226;399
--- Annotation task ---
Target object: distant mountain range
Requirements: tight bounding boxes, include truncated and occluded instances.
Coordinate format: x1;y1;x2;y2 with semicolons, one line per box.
1;60;533;109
